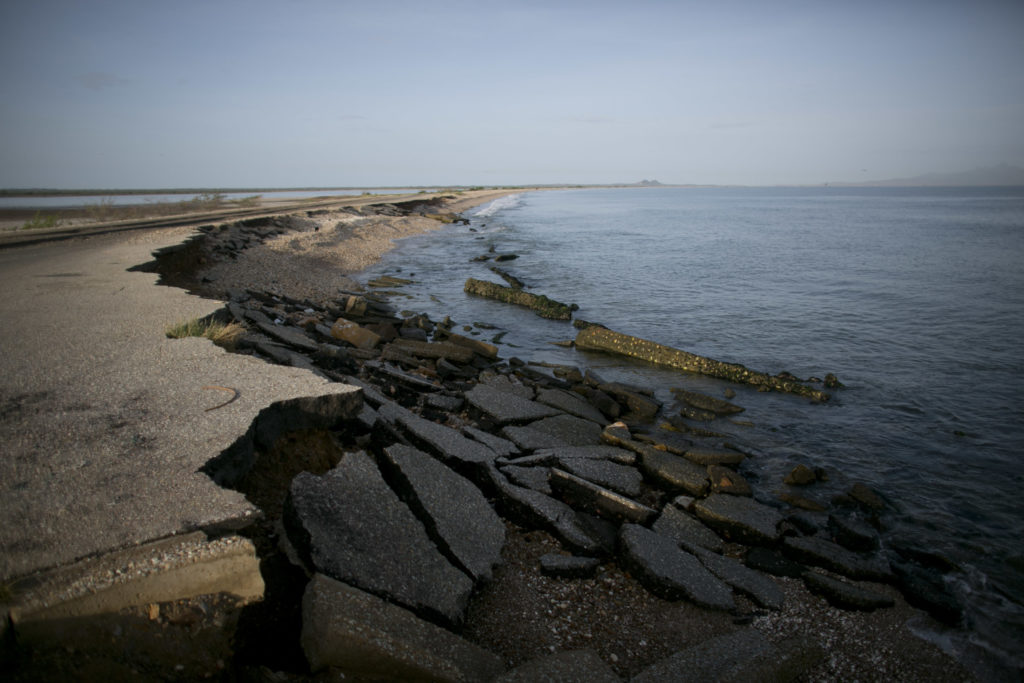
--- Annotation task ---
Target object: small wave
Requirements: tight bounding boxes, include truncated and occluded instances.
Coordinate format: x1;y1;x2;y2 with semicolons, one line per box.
472;193;523;218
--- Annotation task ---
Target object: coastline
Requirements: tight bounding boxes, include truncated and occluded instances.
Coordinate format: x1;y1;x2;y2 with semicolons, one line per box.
1;190;978;680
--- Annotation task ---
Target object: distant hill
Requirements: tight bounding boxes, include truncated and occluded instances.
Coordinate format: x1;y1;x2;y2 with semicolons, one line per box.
635;179;663;186
834;163;1024;187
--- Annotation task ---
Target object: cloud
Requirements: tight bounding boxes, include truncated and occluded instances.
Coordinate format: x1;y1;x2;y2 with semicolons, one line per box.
77;72;131;90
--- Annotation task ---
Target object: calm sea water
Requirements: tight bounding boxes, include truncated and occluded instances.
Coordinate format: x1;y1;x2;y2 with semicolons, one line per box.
363;186;1024;677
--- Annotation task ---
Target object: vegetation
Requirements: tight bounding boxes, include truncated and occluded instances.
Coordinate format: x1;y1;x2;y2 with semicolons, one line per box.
165;317;245;350
20;211;62;230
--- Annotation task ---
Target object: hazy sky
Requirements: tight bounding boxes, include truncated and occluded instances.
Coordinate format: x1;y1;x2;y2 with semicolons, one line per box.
2;0;1023;188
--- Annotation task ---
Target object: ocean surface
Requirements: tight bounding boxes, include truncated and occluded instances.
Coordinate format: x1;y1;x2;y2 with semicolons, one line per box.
362;186;1024;678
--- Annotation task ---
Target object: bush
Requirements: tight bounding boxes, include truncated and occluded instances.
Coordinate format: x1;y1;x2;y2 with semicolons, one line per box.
165;317;245;350
21;212;61;230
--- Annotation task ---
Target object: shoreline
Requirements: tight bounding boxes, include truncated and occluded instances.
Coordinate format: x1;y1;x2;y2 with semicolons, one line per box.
2;191;980;680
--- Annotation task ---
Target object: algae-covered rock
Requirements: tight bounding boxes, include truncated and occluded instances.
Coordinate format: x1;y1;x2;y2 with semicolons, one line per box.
464;278;575;320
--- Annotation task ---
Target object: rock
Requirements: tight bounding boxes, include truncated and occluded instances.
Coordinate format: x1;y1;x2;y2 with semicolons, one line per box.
575;325;830;401
380;444;505;583
634;429;693;455
693;494;783;545
684;448;745;467
847;482;886;510
251;338;321;372
651;505;725;553
363;360;440;393
255;321;320;353
501;425;572;450
533;445;637;466
632;629;798;683
425;393;465;413
597;382;661;421
578;386;621;419
526;414;603;446
550;468;656;524
802;571;895;611
330;317;382;350
744;547;807;578
377;401;498;476
778;492;827;512
466;384;561;425
283;452;473;625
557;457;644;498
890;559;963;625
493;648;619;683
683;543;785;610
784;464;817;486
391;338;476;364
462;425;520;458
538;554;602;580
639;448;710;497
537;388;607;424
301;574;505;680
786;510;823;535
480;373;535;400
500;465;552;494
828;514;880;552
464;278;575;319
783;535;893;582
707;464;752;496
487;466;608;555
618;524;735;610
670;388;745;415
444;332;499;359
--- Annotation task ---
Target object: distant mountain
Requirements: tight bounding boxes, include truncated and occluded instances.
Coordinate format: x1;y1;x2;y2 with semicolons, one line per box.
834;164;1024;187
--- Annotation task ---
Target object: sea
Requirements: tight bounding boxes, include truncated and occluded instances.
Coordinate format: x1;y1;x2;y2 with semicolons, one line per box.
361;186;1024;679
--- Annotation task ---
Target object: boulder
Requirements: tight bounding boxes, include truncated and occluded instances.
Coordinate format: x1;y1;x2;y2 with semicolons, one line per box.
380;444;505;583
693;494;783;545
618;524;735;610
301;574;504;680
466;384;561;425
283;452;473;625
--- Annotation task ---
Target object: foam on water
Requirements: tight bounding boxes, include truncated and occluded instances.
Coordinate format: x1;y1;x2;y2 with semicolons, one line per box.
471;193;523;218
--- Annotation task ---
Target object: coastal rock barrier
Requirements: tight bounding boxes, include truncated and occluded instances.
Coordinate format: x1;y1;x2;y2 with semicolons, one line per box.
134;209;965;679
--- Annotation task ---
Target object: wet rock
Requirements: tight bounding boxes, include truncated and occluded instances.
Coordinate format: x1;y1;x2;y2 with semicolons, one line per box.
828;514;880;552
785;510;823;535
651;504;725;553
550;468;656;523
493;648;619;683
783;535;893;582
557;457;644;498
684;447;745;467
890;559;963;625
639;448;710;497
380;444;505;583
526;413;603;447
778;492;827;512
577;386;621;419
537;388;607;424
575;325;830;401
802;571;895;611
444;332;499;360
597;382;661;421
283;452;473;626
464;278;575;320
538;554;602;580
693;494;783;545
784;463;817;486
634;429;693;455
683;543;785;610
680;404;718;422
466;384;561;425
618;524;735;610
671;388;746;415
391;338;476;364
744;547;807;578
707;465;752;496
847;482;886;510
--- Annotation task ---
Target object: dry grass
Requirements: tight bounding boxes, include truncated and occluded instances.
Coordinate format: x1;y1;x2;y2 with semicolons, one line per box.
165;318;245;350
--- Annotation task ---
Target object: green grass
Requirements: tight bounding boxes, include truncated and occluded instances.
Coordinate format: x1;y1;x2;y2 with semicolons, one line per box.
165;318;245;350
21;211;62;230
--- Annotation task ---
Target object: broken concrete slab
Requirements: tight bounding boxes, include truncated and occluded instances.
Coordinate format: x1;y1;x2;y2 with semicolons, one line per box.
492;648;619;682
618;524;735;610
283;452;473;626
377;400;498;475
639;448;710;497
466;383;561;425
684;447;746;467
557;457;644;498
683;543;785;610
783;535;893;582
631;629;783;683
692;494;783;545
526;413;604;446
536;388;607;424
380;444;505;583
538;554;602;580
802;571;896;611
301;574;505;680
550;469;656;524
651;504;725;553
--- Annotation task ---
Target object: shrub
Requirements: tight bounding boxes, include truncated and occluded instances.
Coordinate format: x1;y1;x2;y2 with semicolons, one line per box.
21;212;61;230
165;317;245;350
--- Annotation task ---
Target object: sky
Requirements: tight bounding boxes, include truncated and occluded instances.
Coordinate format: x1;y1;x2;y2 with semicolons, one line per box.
1;0;1023;188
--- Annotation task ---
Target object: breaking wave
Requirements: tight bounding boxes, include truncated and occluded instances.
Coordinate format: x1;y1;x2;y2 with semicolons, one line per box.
472;193;523;218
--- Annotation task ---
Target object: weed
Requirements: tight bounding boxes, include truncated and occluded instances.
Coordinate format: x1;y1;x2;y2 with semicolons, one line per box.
165;318;245;350
21;212;61;230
